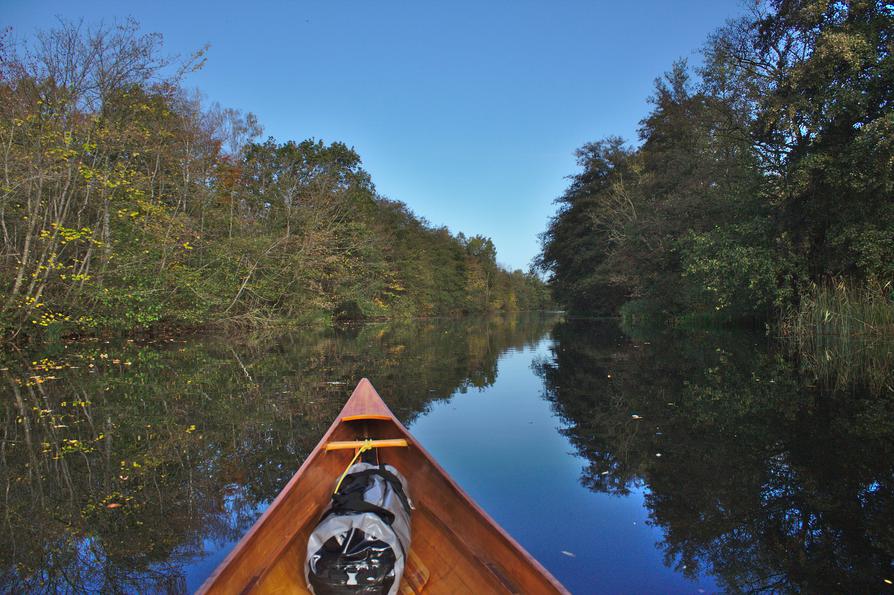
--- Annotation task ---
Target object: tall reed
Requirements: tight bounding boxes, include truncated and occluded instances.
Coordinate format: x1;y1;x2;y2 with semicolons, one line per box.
783;279;894;394
785;279;894;338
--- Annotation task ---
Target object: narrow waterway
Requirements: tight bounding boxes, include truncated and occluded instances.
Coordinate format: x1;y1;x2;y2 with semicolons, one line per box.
1;314;891;593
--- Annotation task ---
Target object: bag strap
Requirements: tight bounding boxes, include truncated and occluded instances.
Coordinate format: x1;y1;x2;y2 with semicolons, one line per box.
343;466;411;515
327;489;396;525
325;465;411;525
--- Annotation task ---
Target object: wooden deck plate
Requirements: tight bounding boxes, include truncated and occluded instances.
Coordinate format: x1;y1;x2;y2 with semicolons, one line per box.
400;549;430;594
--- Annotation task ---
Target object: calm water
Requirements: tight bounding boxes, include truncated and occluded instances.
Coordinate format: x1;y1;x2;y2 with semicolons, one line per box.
1;315;892;593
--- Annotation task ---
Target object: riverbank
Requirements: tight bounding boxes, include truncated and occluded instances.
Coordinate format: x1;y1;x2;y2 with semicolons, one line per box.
782;280;894;339
535;4;893;329
0;21;549;346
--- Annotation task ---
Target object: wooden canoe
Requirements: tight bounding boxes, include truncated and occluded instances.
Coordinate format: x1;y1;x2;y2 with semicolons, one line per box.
198;378;569;594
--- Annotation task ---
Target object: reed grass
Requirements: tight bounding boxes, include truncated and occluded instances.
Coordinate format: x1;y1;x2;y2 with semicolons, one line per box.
784;279;894;339
783;280;894;394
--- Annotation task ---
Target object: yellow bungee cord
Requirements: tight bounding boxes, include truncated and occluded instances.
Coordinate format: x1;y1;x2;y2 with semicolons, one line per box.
333;439;374;494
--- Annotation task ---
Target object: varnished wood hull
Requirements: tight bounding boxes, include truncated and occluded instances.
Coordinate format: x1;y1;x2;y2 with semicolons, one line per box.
198;378;568;594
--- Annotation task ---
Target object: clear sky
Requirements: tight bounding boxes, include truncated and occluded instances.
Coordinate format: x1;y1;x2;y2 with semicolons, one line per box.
3;0;745;271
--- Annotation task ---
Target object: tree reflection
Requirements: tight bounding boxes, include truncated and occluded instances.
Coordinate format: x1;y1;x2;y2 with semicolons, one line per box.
536;319;894;593
0;313;556;593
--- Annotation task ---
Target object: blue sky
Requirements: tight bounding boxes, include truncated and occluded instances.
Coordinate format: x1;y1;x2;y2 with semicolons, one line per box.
4;0;745;270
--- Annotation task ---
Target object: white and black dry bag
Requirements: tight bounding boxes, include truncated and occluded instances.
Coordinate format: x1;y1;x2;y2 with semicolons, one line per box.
305;463;412;595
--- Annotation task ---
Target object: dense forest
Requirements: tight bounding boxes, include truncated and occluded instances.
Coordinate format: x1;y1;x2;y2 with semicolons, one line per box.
537;0;893;330
0;20;549;342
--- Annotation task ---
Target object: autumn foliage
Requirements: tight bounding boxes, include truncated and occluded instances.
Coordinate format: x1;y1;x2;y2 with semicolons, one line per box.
0;20;548;341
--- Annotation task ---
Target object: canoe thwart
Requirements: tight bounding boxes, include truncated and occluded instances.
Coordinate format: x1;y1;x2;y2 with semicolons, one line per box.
342;413;393;422
324;438;409;452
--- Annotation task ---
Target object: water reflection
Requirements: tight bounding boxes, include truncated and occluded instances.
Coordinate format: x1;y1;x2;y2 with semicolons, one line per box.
3;314;893;593
0;315;555;593
536;319;894;593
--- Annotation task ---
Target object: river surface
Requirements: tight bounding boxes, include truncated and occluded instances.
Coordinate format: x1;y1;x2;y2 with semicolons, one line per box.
1;314;892;593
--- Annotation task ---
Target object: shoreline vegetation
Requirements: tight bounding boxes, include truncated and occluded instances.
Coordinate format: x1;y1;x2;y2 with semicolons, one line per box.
783;280;894;394
535;1;893;342
0;20;549;346
782;280;894;339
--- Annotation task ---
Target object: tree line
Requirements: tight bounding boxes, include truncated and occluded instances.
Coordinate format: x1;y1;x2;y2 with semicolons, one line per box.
537;0;893;325
0;19;549;341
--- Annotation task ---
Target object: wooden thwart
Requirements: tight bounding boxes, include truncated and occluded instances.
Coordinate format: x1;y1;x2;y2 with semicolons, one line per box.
324;438;409;452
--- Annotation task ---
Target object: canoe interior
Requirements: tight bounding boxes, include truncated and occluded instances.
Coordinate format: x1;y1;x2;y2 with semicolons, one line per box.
200;381;567;594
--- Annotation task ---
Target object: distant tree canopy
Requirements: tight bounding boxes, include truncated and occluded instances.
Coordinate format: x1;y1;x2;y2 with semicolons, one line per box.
0;20;549;340
537;0;893;320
